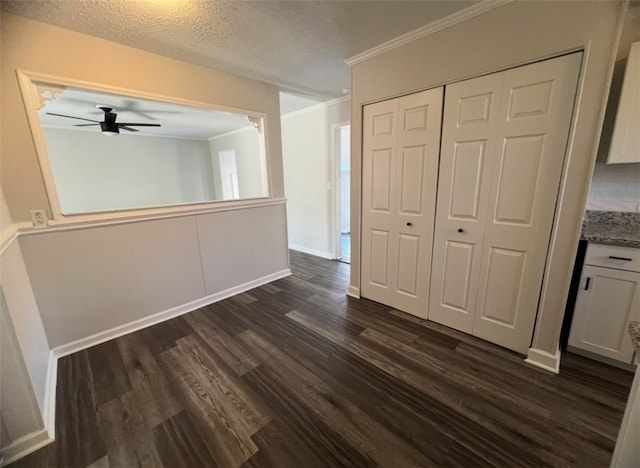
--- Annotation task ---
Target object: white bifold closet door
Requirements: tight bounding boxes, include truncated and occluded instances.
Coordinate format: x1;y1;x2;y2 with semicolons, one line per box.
361;88;443;318
429;52;582;353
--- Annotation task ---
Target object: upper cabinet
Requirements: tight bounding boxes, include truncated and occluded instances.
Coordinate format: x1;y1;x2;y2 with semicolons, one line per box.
608;41;640;164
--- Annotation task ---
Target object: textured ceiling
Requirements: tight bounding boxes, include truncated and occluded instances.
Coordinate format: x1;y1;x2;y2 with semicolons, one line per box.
2;0;478;99
279;92;324;115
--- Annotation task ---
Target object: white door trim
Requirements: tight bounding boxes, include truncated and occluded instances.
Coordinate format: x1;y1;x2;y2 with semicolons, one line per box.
331;121;350;260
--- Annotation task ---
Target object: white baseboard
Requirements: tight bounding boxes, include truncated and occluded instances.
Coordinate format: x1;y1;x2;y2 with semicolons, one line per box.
347;285;360;298
42;351;57;439
53;269;292;357
0;429;52;467
289;244;335;260
525;347;561;374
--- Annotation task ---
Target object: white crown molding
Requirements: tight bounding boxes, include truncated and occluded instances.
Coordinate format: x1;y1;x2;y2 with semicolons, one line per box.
208;125;255;142
281;95;350;120
345;0;514;66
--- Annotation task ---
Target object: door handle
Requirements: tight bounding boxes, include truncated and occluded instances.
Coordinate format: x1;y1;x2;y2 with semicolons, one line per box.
608;256;632;261
406;222;412;227
585;277;591;291
457;228;464;233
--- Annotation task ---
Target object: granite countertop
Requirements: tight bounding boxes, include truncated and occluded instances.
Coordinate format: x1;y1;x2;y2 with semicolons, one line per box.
581;211;640;249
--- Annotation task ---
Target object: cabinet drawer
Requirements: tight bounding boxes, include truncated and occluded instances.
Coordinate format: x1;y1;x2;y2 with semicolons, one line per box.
585;244;640;272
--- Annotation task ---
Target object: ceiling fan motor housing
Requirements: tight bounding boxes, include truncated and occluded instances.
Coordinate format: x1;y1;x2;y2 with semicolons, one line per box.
100;121;119;134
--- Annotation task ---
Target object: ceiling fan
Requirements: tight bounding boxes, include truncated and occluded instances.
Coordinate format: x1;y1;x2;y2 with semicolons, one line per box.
46;105;161;136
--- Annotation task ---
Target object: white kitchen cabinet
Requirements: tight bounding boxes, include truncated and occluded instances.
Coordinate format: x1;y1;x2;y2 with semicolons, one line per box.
568;244;640;364
608;41;640;164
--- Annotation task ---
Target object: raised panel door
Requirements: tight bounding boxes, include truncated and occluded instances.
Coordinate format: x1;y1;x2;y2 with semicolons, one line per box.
392;89;442;317
362;99;398;307
473;53;582;353
428;73;503;332
362;88;442;317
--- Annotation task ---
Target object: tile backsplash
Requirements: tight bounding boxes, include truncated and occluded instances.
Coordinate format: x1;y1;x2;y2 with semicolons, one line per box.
586;163;640;212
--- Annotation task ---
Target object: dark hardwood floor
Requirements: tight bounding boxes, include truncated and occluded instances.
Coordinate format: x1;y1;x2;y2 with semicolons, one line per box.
13;250;633;467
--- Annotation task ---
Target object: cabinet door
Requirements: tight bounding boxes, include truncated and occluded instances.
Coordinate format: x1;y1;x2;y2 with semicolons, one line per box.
361;88;443;318
568;265;640;363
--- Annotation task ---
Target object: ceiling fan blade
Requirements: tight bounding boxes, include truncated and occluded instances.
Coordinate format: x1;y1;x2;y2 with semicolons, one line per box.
73;123;100;127
46;112;100;123
120;126;139;132
117;123;162;127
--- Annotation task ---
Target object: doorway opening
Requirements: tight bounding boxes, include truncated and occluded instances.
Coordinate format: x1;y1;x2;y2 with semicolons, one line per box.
218;149;240;200
336;124;350;264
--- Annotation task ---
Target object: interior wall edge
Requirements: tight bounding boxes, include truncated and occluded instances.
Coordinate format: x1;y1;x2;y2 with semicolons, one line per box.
524;347;562;374
0;222;30;257
0;240;50;414
42;351;57;439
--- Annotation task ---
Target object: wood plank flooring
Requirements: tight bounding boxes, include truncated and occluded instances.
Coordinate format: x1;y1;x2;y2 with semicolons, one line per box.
13;250;633;467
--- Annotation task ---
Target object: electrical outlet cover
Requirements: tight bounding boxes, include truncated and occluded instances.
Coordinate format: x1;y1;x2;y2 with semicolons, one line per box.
29;210;48;228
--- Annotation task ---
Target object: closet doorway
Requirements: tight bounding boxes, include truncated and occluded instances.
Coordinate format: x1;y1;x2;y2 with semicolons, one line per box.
361;52;583;353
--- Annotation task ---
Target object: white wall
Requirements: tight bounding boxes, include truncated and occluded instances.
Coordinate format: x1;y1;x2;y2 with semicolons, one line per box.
1;243;50;414
209;127;265;200
1;289;47;462
0;14;288;462
1;13;285;223
349;0;624;361
586;163;640;212
0;189;50;416
0;186;52;461
19;202;289;349
588;2;640;212
1;13;288;349
281;98;350;258
43;128;216;214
